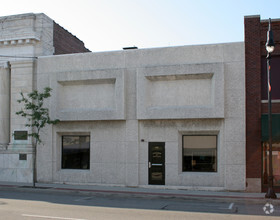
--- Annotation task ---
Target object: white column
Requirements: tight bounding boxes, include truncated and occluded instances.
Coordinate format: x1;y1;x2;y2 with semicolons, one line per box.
0;62;10;149
9;60;35;149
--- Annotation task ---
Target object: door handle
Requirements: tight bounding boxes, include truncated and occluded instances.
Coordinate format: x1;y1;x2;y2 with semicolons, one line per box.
149;162;163;168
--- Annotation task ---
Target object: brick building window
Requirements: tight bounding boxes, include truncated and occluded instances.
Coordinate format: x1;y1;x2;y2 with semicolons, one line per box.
62;135;90;169
183;135;217;172
261;56;280;100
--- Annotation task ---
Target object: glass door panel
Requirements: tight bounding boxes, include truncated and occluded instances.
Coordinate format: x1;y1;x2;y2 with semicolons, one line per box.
149;142;165;185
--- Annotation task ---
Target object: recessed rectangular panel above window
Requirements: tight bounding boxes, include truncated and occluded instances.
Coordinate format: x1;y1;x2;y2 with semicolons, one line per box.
58;79;116;110
55;69;125;121
183;135;217;172
62;135;90;170
137;63;224;119
146;74;213;108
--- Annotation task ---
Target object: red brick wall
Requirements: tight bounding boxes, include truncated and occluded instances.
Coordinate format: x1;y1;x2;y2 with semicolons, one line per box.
245;16;262;179
260;21;280;56
245;16;280;182
53;22;91;55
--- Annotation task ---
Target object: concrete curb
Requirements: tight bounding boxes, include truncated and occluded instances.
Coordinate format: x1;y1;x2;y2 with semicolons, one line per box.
51;187;280;205
1;183;280;204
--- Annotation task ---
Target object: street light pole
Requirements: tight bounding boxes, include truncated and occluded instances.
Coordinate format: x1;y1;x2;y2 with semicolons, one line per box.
265;18;277;199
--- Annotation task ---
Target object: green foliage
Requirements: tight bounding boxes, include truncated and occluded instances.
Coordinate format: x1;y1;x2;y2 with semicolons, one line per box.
16;87;59;144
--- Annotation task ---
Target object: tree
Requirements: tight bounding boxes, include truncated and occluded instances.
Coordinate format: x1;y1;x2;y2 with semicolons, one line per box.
16;87;59;187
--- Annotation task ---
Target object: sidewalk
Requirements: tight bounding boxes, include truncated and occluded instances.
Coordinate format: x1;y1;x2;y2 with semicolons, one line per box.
0;181;279;204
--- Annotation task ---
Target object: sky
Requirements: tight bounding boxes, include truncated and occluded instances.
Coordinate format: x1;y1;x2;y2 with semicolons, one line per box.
1;0;279;52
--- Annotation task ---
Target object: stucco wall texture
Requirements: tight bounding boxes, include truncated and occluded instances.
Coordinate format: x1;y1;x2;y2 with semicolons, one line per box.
36;43;246;190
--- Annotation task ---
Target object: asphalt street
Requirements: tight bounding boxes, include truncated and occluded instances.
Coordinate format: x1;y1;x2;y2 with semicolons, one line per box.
0;188;279;219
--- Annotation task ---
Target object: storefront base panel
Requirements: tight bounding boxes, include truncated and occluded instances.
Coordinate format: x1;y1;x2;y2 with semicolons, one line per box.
246;178;261;192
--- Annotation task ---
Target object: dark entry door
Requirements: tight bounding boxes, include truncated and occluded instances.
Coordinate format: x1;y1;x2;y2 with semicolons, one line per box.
149;142;165;185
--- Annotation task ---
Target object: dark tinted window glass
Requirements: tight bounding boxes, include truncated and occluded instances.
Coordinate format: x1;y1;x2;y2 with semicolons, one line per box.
183;135;217;172
261;56;280;100
62;136;90;169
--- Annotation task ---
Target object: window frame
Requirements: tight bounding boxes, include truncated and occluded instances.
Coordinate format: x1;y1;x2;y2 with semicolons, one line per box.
182;135;218;173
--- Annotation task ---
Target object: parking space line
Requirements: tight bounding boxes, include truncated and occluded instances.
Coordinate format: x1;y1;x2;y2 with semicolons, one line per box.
22;214;87;220
74;197;93;202
228;203;234;210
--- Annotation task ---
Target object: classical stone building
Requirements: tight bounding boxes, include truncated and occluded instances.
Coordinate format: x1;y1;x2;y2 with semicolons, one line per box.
0;13;246;191
0;13;89;182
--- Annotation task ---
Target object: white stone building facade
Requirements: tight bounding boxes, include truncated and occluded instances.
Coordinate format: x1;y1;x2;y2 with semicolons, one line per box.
0;13;55;183
0;13;246;191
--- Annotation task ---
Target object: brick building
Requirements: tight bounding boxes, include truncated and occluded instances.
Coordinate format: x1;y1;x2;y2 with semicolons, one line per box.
245;16;280;192
53;22;90;55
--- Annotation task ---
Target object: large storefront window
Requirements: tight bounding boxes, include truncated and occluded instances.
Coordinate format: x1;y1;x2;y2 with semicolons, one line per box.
262;142;280;186
183;135;217;172
62;135;90;169
262;114;280;187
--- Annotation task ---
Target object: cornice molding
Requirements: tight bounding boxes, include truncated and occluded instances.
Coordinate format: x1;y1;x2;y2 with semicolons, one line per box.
9;59;35;68
0;61;9;68
0;33;40;46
